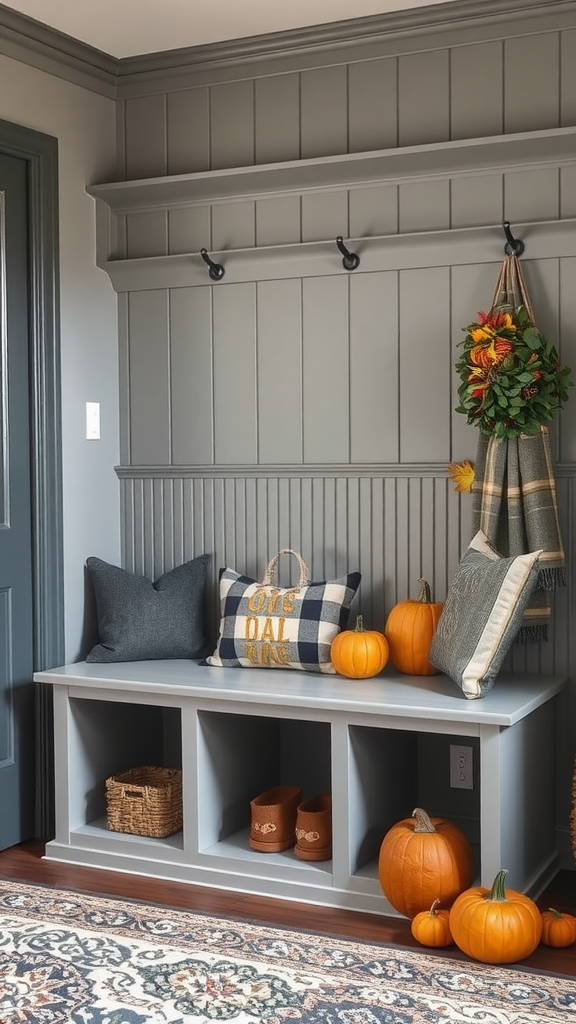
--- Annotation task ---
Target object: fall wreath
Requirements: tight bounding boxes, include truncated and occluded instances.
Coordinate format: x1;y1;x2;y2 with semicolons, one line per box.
455;256;572;439
456;305;572;439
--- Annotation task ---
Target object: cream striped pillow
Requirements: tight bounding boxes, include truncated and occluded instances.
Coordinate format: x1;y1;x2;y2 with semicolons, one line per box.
429;531;541;699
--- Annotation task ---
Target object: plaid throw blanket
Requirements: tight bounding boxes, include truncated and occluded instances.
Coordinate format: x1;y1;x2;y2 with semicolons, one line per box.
471;425;565;642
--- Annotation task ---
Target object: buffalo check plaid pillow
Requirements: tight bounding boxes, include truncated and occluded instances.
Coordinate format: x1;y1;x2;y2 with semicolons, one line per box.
206;550;361;674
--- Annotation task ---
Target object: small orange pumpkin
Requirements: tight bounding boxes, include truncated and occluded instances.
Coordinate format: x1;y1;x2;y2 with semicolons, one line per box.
331;615;389;679
540;907;576;947
384;579;443;676
449;869;543;964
378;807;474;918
411;899;453;948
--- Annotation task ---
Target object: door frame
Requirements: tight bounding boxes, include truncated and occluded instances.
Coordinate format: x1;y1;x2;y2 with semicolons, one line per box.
1;117;64;837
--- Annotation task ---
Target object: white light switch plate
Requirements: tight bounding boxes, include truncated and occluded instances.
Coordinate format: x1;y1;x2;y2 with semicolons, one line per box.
86;401;100;440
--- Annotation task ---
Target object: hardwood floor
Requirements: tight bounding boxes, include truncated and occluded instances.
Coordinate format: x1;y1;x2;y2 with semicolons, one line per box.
1;840;575;977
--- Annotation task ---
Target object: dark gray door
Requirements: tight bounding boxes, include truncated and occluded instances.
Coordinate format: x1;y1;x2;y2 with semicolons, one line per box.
0;152;35;848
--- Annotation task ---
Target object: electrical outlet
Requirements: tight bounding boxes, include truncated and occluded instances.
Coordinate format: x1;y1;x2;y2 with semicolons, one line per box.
450;744;473;790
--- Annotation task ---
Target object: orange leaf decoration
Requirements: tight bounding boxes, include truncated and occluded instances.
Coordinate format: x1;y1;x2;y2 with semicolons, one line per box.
447;460;475;493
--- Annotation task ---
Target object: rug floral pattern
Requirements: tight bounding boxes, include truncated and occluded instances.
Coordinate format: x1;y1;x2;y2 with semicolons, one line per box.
0;880;575;1023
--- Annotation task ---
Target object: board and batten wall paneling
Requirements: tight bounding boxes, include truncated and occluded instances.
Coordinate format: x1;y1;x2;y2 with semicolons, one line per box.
212;201;256;252
119;18;576;181
399;267;451;463
212;283;257;464
561;28;576;126
561;165;576;219
168;205;212;257
170;287;214;466
210;79;255;171
255;196;301;248
349;271;399;464
128;290;171;466
347;57;398;154
450;174;503;230
126;210;167;259
256;279;303;465
302;276;350;464
167;88;210;175
349;184;399;238
254;73;300;165
503;167;560;225
398;49;450;148
504;33;561;135
450;41;503;141
124;94;167;179
300;65;348;160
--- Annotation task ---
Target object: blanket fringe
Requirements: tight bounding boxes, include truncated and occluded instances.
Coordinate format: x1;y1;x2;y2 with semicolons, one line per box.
515;623;549;644
537;566;565;591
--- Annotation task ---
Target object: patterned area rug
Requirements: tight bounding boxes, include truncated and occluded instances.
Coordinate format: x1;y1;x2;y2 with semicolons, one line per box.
1;879;575;1023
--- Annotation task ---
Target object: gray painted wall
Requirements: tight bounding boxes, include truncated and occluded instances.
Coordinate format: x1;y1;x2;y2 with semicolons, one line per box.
101;6;576;865
0;55;121;663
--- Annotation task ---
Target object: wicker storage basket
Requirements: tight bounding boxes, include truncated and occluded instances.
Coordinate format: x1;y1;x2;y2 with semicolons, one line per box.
106;766;182;838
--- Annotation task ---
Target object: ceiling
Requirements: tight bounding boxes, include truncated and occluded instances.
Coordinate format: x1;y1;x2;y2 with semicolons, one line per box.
1;0;462;59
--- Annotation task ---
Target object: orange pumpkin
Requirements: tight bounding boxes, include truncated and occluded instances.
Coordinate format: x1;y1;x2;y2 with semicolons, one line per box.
331;615;389;679
449;869;543;964
540;907;576;947
378;807;474;918
411;899;453;948
384;579;443;675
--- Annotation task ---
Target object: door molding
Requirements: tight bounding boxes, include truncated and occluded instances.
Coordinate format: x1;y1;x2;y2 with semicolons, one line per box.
0;117;64;837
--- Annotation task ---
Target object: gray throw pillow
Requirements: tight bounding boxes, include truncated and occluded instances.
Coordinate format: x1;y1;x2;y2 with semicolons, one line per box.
429;531;541;699
86;555;209;663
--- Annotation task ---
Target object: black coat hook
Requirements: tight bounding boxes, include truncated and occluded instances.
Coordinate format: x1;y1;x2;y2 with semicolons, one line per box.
503;222;525;257
336;236;360;271
200;248;225;281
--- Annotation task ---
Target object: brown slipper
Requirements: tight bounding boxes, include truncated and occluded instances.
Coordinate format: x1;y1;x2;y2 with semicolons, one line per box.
294;794;332;861
249;785;302;852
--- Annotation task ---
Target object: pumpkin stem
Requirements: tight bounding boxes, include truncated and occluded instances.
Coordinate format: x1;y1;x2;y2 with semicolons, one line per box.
355;615;365;632
417;578;433;603
429;898;442;916
486;868;509;902
547;907;563;917
412;807;436;833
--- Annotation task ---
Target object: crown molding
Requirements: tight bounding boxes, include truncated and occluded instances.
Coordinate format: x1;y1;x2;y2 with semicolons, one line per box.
0;0;574;98
0;1;118;97
118;0;576;78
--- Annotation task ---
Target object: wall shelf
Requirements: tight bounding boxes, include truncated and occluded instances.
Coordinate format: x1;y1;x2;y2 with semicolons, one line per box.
88;127;576;212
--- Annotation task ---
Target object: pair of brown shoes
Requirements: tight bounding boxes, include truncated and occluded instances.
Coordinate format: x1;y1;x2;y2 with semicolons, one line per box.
249;785;332;862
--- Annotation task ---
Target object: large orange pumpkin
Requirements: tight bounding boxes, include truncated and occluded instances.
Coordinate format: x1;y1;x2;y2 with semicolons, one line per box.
330;615;389;679
384;579;443;675
449;869;542;964
378;807;474;918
